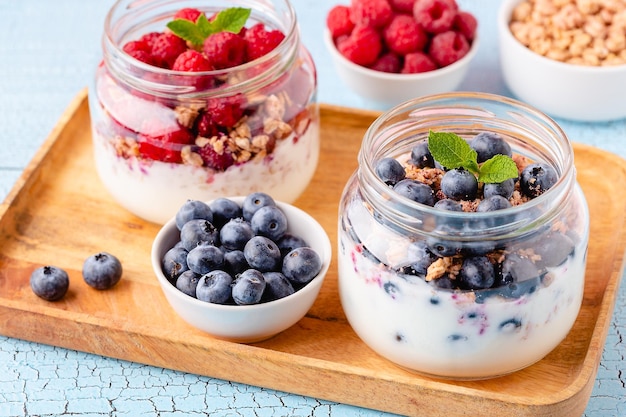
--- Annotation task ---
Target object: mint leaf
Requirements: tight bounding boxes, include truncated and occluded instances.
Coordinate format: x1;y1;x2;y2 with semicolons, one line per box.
477;154;519;183
211;7;251;33
428;131;479;174
167;19;207;46
167;7;251;46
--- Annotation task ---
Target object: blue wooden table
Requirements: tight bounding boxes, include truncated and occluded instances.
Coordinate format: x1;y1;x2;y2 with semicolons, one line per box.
1;0;624;415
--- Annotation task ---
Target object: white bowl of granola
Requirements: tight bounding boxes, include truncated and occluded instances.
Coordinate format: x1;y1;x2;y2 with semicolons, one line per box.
498;0;626;121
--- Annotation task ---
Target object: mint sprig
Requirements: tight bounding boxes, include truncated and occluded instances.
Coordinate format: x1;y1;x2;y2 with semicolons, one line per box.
427;131;518;184
166;7;252;46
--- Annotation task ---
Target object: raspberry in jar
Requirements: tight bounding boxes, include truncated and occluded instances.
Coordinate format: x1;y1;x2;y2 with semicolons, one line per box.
89;0;319;224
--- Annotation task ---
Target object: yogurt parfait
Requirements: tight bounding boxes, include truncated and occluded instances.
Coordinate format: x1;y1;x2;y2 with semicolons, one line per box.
89;0;319;224
337;93;589;380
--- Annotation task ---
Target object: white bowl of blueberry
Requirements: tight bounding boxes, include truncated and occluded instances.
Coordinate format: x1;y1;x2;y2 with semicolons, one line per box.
151;192;331;343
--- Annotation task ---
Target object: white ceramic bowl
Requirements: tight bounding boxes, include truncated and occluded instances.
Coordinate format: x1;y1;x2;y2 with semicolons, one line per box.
151;197;332;343
323;29;479;107
498;0;626;122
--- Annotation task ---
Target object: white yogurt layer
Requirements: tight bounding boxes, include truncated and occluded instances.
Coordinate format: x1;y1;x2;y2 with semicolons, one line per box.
93;120;319;224
338;200;587;380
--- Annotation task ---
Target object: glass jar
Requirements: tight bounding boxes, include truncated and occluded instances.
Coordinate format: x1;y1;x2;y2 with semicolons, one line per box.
89;0;318;224
337;92;589;380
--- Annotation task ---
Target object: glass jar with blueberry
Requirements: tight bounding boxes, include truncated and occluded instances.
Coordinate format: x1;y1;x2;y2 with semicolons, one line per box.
337;92;589;380
89;0;319;224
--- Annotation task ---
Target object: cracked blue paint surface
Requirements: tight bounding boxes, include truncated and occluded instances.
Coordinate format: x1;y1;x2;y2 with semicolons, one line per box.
0;0;625;415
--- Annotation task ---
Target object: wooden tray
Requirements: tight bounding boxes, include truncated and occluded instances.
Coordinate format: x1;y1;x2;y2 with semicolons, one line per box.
1;89;625;417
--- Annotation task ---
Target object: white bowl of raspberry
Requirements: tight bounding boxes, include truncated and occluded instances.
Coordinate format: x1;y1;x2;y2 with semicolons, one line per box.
498;0;626;122
151;193;332;343
324;0;479;106
89;0;320;225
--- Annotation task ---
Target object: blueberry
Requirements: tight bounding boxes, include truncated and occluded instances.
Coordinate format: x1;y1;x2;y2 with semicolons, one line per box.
186;244;224;275
403;240;438;276
176;270;200;298
243;236;282;272
180;219;219;251
427;225;462;257
458;256;495;290
496;253;541;299
196;270;233;304
208;198;242;228
448;334;468;342
393;179;435;206
499;318;523;333
82;252;123;290
433;276;455;289
476;195;512;212
242;192;276;221
470;132;512;163
282;247;322;285
262;271;295;301
223;250;249;275
175;200;213;231
409;141;434;168
533;232;575;268
250;205;288;242
161;246;189;284
220;218;254;251
434;198;463;212
277;233;308;257
483;178;515;200
375;157;406;186
232;269;266;305
440;168;478;201
520;163;558;198
30;265;69;301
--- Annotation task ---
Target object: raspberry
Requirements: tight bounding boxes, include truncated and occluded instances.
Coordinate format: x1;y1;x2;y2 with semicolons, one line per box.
244;23;286;61
428;30;470;67
122;40;157;65
326;5;355;38
139;32;161;50
172;50;212;72
413;0;458;34
203;31;247;70
206;94;246;128
197;141;235;170
138;124;195;163
151;32;188;69
389;0;416;13
173;7;204;23
401;51;438;73
383;14;429;55
337;25;382;67
196;112;221;138
369;52;402;73
350;0;394;28
453;11;478;41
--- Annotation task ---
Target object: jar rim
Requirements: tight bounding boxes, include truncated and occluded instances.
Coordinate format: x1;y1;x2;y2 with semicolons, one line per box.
101;0;299;98
357;92;576;237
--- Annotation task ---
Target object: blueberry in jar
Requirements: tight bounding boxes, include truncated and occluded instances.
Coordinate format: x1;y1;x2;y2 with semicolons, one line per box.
393;179;435;206
520;163;558;198
30;265;70;301
458;256;495;290
483;178;515;199
409;141;435;168
470;132;512;163
375;157;406;186
440;168;478;201
82;252;123;290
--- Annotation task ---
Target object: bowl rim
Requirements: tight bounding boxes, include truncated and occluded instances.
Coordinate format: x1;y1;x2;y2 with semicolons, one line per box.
323;28;480;81
151;197;332;313
498;0;626;74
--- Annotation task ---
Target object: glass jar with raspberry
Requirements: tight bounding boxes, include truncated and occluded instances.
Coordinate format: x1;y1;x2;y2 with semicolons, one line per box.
337;92;589;379
89;0;319;224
